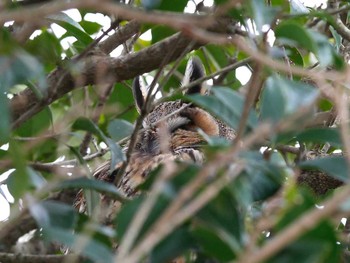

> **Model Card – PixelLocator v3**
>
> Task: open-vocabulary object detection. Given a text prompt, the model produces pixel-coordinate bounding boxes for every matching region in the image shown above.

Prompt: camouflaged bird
[75,57,235,217]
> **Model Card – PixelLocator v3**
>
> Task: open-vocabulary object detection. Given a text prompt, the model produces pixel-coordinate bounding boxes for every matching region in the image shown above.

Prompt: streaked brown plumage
[74,57,235,216]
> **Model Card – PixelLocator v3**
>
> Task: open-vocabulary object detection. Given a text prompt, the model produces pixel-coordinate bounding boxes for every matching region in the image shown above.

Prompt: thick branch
[0,214,37,251]
[0,252,82,263]
[99,20,140,54]
[10,33,202,128]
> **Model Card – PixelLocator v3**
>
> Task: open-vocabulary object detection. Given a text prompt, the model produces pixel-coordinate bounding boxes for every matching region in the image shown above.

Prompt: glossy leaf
[298,155,348,182]
[240,151,286,202]
[6,167,46,199]
[0,50,46,91]
[249,0,278,33]
[272,221,341,263]
[157,0,188,12]
[0,93,10,143]
[295,128,342,147]
[57,177,126,202]
[151,25,176,44]
[79,20,102,35]
[275,22,341,67]
[72,117,126,173]
[25,30,62,69]
[150,226,194,263]
[194,189,243,260]
[289,0,309,14]
[142,0,162,10]
[43,228,114,263]
[30,200,77,229]
[188,87,258,130]
[6,141,31,199]
[275,22,317,53]
[14,107,53,137]
[274,190,340,262]
[191,226,236,261]
[47,12,93,46]
[260,75,319,123]
[107,119,134,142]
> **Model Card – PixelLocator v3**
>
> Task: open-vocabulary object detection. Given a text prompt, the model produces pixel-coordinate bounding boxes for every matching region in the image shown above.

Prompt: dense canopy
[1,0,350,262]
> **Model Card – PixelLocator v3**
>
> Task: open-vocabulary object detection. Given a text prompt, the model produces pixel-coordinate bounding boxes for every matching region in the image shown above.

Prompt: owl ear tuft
[132,76,146,113]
[183,57,205,95]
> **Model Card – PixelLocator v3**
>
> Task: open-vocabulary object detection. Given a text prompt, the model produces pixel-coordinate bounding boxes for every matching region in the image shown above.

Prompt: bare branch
[0,0,213,29]
[0,252,83,263]
[10,32,202,128]
[236,185,350,263]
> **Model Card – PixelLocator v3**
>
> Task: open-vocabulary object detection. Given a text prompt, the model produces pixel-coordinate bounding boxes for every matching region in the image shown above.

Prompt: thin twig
[113,35,195,186]
[235,63,264,140]
[119,122,272,263]
[236,185,350,263]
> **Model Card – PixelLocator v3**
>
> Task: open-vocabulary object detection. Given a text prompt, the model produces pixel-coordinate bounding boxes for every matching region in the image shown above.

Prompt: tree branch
[0,252,82,263]
[10,32,202,128]
[237,185,350,263]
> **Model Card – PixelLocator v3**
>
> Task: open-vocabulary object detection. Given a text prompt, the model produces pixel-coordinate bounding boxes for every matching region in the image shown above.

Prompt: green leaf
[260,75,319,123]
[274,189,341,263]
[191,226,236,261]
[289,0,309,14]
[276,189,316,231]
[43,228,114,263]
[107,119,134,142]
[214,0,229,5]
[6,166,46,199]
[329,26,342,53]
[298,156,348,182]
[73,117,106,140]
[151,25,176,44]
[157,0,188,12]
[295,128,342,148]
[47,12,93,47]
[150,226,194,263]
[6,141,30,199]
[79,20,102,35]
[285,46,304,66]
[117,194,171,243]
[239,151,286,202]
[57,177,126,202]
[271,0,290,12]
[14,107,52,137]
[25,30,62,69]
[142,0,162,10]
[272,221,341,263]
[30,199,114,262]
[188,87,258,130]
[309,30,336,67]
[194,190,243,260]
[30,200,77,229]
[275,22,317,52]
[275,23,341,67]
[26,167,46,188]
[0,93,10,143]
[249,0,278,33]
[72,117,126,173]
[204,45,238,85]
[0,50,46,92]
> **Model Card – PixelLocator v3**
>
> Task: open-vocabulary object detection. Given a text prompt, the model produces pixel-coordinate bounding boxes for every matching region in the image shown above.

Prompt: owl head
[90,57,234,198]
[131,57,234,155]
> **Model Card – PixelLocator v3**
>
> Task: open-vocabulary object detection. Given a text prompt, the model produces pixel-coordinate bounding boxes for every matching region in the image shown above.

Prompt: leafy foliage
[1,0,350,263]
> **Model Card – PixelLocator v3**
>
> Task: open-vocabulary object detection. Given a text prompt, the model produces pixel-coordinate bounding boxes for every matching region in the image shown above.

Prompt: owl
[75,57,235,216]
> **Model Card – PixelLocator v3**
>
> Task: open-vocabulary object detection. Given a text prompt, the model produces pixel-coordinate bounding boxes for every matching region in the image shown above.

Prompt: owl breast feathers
[75,57,235,213]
